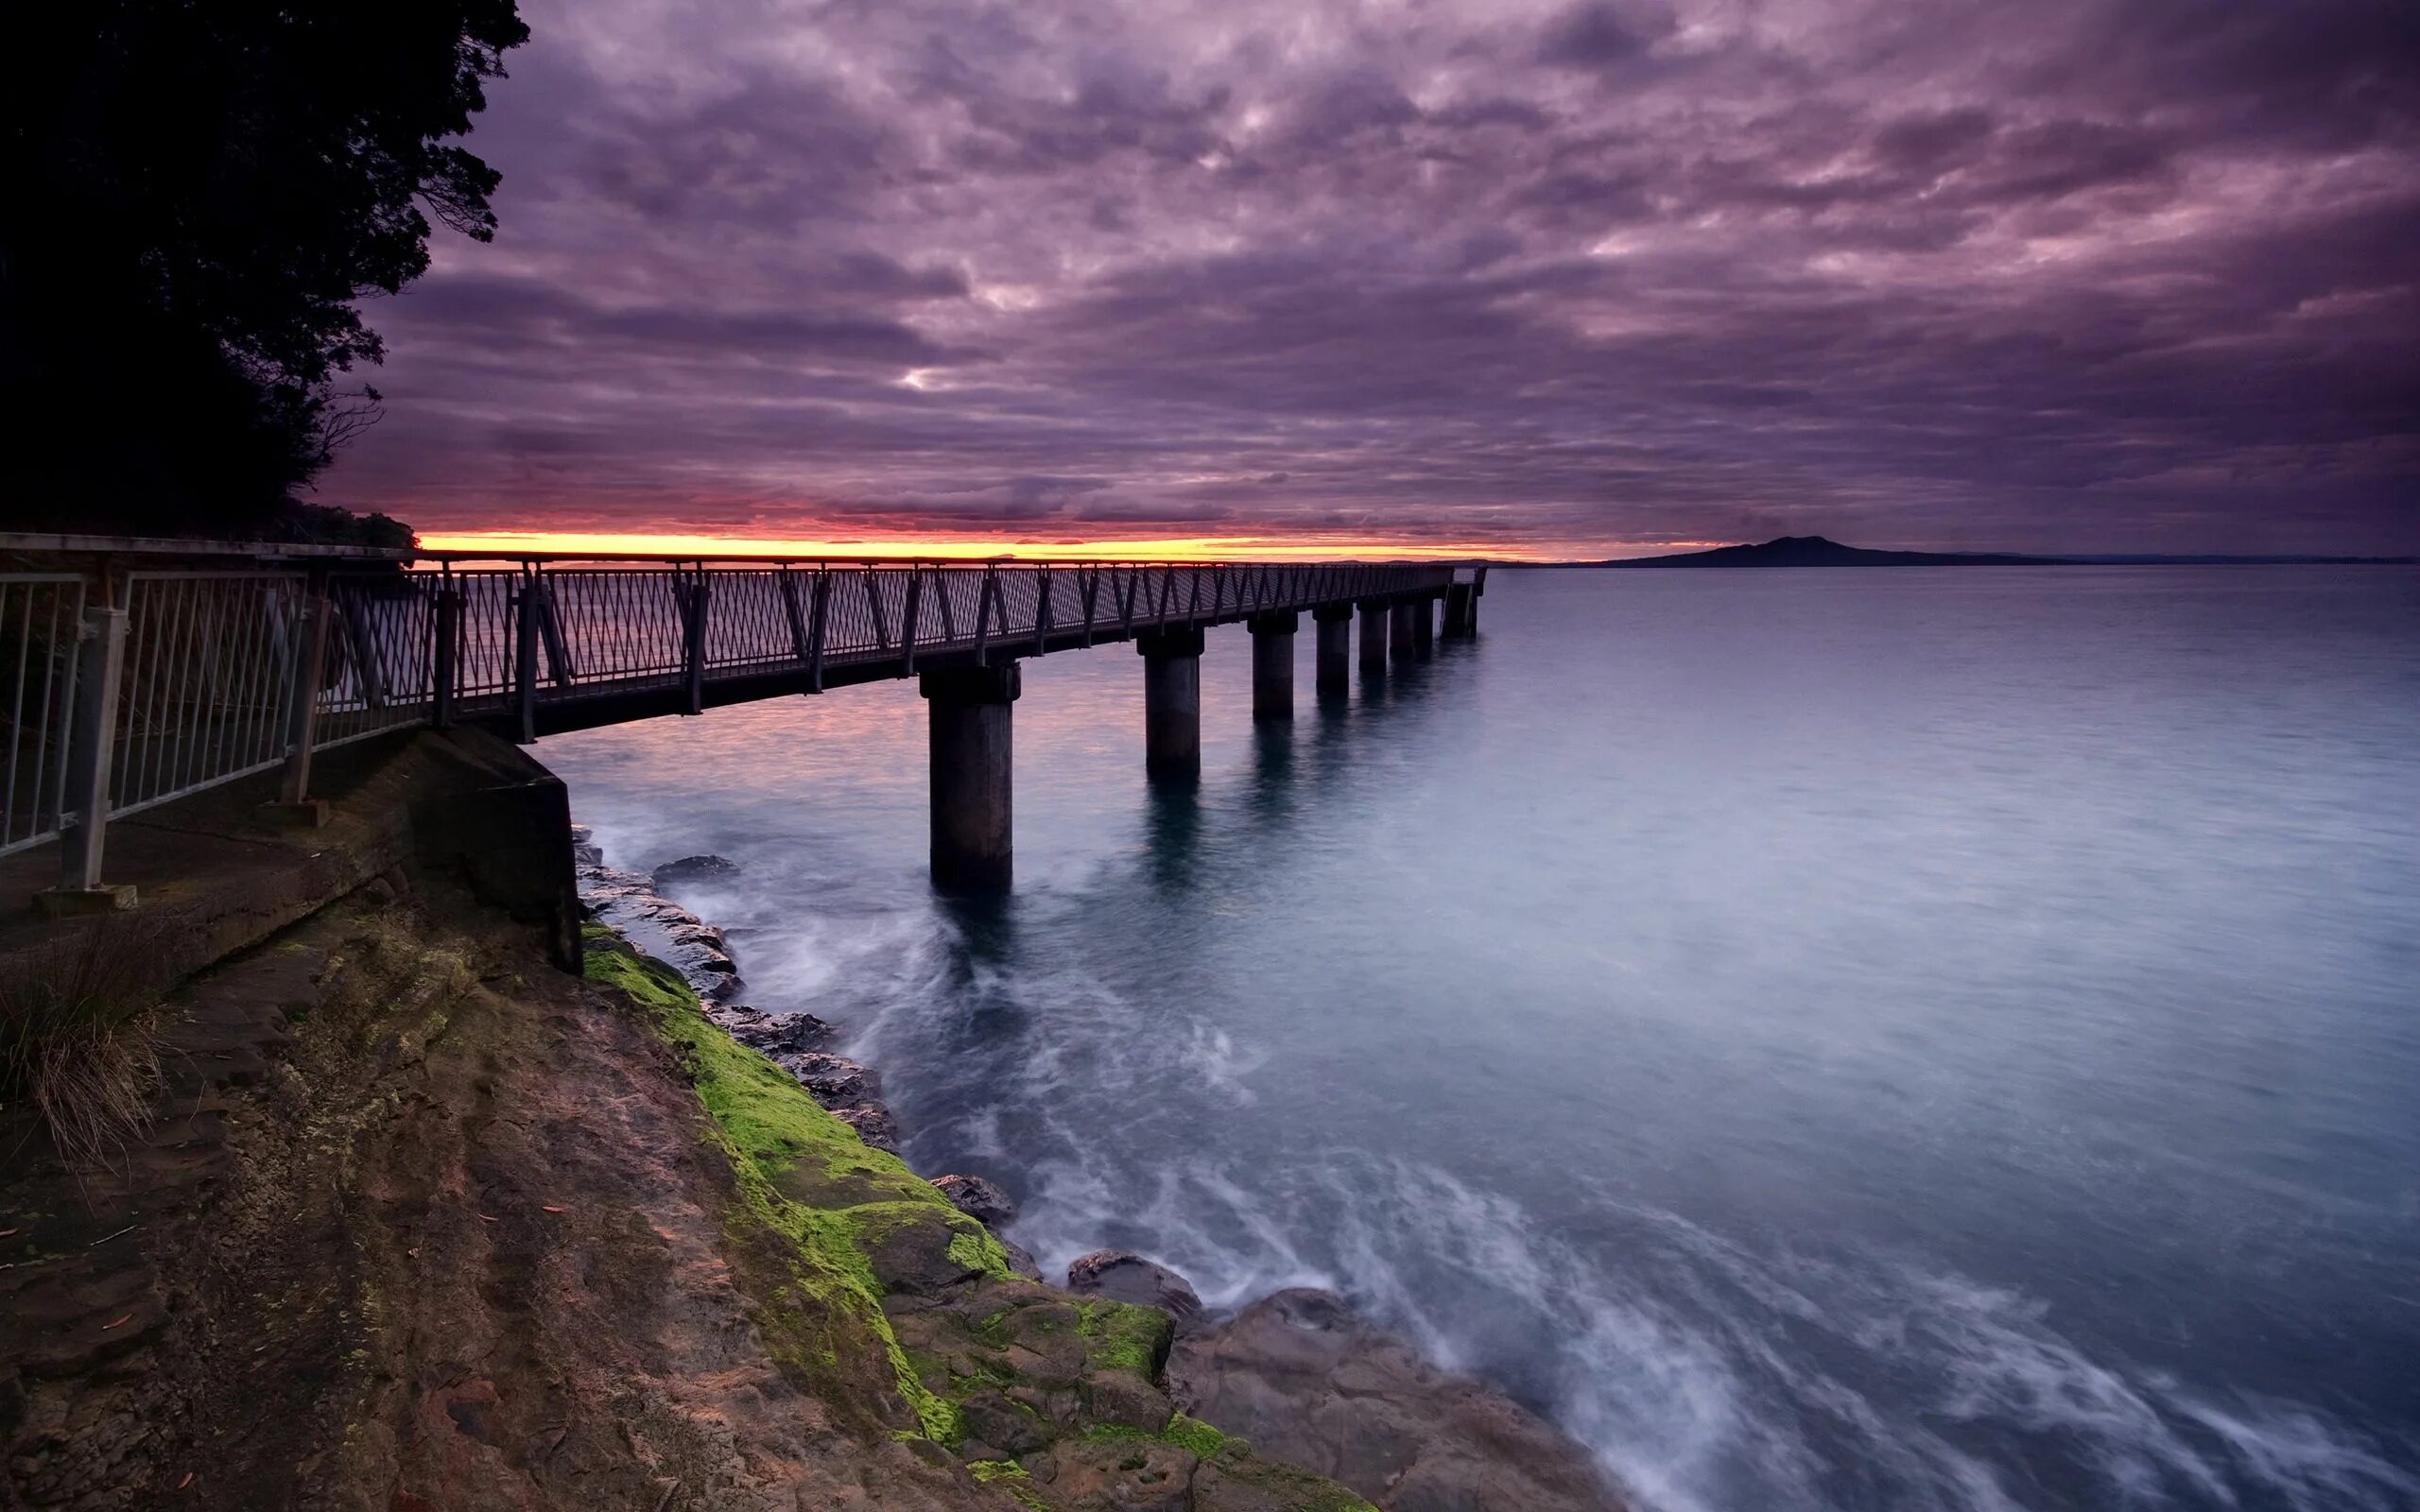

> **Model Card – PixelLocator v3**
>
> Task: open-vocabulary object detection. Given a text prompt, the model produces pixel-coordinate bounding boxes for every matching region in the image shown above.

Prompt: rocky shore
[573,827,1629,1512]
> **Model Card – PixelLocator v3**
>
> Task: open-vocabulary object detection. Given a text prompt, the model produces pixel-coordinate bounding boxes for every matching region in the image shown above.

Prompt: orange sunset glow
[415,529,1624,562]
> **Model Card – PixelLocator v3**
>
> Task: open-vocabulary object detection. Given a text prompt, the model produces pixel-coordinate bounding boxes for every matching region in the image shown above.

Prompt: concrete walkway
[0,729,579,988]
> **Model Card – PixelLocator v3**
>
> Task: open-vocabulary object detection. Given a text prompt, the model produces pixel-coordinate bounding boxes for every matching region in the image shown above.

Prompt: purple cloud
[324,0,2420,554]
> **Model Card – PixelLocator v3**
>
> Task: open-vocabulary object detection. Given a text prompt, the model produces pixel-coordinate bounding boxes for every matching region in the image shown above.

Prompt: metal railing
[438,560,1442,733]
[2,575,88,853]
[0,540,1467,892]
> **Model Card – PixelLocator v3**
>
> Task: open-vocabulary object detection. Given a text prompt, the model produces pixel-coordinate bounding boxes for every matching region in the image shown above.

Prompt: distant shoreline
[1509,535,2416,569]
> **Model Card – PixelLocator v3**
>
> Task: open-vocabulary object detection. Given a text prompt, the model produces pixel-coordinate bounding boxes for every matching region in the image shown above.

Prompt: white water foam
[576,816,2420,1512]
[858,936,2420,1512]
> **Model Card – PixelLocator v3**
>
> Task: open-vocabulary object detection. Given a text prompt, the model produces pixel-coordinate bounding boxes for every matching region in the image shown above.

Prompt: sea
[542,566,2420,1512]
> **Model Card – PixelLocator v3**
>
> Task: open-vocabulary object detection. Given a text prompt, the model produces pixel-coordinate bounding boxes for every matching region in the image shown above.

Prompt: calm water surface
[544,568,2420,1512]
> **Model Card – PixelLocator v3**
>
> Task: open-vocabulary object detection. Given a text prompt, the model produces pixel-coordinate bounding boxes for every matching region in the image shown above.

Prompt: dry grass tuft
[1,914,184,1168]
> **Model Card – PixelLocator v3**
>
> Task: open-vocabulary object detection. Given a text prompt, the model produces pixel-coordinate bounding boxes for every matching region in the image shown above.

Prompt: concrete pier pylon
[1389,601,1416,655]
[1137,625,1205,780]
[1442,582,1473,638]
[1358,601,1390,672]
[1249,611,1297,720]
[1411,595,1436,655]
[1313,604,1353,700]
[921,662,1019,892]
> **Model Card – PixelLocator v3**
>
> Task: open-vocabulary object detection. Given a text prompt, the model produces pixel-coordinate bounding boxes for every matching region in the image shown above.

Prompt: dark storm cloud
[328,0,2420,553]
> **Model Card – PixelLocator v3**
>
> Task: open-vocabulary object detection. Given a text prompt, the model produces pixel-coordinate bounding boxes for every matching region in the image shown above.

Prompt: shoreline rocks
[573,832,1037,1258]
[573,838,906,1143]
[1168,1288,1629,1512]
[573,823,1625,1510]
[1066,1249,1208,1332]
[705,1001,838,1056]
[927,1175,1042,1279]
[929,1173,1016,1228]
[579,859,743,998]
[651,852,742,891]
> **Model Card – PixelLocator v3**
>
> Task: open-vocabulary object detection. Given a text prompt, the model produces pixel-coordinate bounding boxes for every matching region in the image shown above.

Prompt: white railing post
[46,600,131,907]
[274,568,331,812]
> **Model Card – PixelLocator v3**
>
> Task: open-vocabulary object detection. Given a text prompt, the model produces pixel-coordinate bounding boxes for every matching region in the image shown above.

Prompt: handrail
[0,533,1495,570]
[4,543,1464,894]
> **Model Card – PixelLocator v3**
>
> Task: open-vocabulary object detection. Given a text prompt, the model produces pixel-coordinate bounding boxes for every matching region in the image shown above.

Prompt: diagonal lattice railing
[2,545,1466,878]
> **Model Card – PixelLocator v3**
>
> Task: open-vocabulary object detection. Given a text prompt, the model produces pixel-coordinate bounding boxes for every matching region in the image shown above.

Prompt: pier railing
[1,539,1465,891]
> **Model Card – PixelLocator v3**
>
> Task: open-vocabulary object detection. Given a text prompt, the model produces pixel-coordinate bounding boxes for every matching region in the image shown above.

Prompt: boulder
[1064,1250,1204,1329]
[651,854,741,890]
[928,1173,1016,1228]
[829,1105,900,1154]
[772,1051,880,1108]
[708,1004,838,1056]
[958,1390,1050,1455]
[1166,1289,1627,1512]
[998,1237,1044,1281]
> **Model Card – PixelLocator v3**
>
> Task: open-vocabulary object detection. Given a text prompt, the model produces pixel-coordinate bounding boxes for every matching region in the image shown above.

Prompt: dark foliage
[0,1,527,540]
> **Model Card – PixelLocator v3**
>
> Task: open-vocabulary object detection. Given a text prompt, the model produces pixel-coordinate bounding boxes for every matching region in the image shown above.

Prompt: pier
[2,537,1485,899]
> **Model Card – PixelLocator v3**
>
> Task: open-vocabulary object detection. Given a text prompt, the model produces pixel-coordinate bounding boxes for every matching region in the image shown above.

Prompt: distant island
[1581,535,2413,568]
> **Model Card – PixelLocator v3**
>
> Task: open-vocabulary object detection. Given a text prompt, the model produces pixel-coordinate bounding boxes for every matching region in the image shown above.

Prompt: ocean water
[542,567,2420,1512]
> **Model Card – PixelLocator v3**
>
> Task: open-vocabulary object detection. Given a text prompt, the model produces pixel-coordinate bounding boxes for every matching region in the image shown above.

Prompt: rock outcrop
[650,853,742,892]
[706,1001,838,1057]
[1067,1251,1208,1331]
[1167,1289,1628,1512]
[572,850,916,1161]
[930,1174,1017,1228]
[579,862,742,996]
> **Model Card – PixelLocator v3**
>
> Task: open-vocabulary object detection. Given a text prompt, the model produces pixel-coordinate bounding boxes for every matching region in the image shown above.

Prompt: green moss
[1162,1412,1227,1457]
[1074,1297,1171,1374]
[1078,1412,1230,1458]
[582,926,994,1443]
[948,1227,1014,1277]
[966,1458,1028,1483]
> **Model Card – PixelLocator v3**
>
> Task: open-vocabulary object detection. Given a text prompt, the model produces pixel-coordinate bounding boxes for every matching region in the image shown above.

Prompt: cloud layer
[324,0,2420,554]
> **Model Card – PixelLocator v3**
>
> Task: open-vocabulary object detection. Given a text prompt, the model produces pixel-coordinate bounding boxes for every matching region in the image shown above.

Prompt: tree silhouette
[1,2,528,540]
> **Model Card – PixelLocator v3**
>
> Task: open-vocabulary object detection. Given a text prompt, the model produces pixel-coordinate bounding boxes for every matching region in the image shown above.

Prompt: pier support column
[1389,601,1416,656]
[1443,582,1473,638]
[1313,604,1353,700]
[1411,595,1436,655]
[1249,611,1297,720]
[922,662,1019,893]
[1137,626,1205,781]
[1357,601,1390,672]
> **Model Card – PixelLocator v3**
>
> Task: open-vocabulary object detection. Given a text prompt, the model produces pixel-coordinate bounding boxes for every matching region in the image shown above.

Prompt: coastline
[573,824,1630,1512]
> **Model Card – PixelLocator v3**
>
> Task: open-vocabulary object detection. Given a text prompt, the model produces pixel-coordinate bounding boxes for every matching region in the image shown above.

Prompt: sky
[324,0,2420,559]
